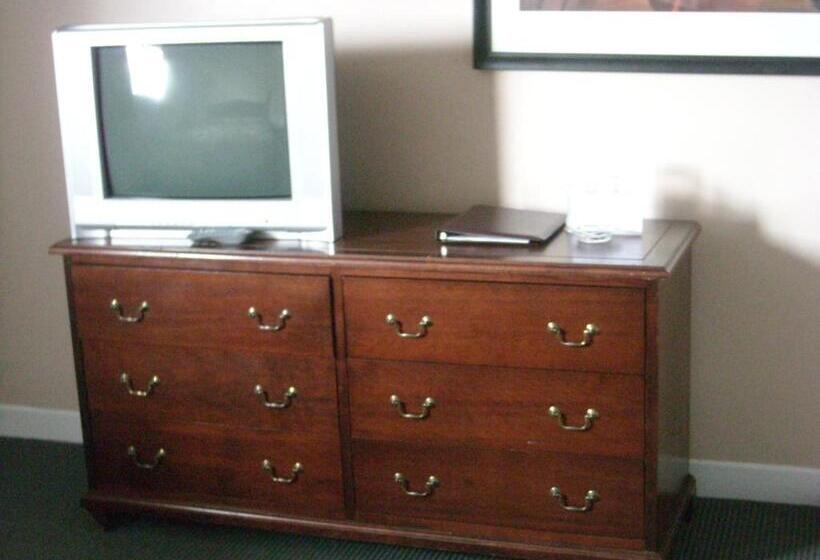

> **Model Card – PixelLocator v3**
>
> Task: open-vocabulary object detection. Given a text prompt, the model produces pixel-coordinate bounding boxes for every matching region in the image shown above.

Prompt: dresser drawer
[91,418,345,518]
[83,341,340,436]
[353,440,644,539]
[72,265,333,356]
[343,278,644,374]
[348,359,644,458]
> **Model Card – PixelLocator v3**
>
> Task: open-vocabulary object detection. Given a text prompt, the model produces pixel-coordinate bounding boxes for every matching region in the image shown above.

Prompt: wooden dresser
[52,212,699,560]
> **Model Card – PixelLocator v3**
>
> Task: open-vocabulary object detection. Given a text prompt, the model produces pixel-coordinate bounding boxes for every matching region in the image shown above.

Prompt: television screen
[93,42,291,199]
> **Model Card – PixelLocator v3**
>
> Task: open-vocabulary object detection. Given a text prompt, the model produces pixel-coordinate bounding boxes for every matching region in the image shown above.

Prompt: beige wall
[1,0,817,468]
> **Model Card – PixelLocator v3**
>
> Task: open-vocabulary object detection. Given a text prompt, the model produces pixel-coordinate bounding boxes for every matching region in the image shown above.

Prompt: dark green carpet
[1,438,816,559]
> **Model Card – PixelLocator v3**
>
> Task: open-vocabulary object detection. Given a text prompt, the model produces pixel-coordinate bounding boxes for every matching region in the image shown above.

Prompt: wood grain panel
[348,359,644,458]
[83,341,339,436]
[654,249,693,553]
[91,418,345,518]
[352,440,644,539]
[72,265,333,356]
[344,277,645,374]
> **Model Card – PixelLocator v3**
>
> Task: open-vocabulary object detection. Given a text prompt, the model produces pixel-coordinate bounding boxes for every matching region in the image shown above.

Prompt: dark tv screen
[93,42,291,199]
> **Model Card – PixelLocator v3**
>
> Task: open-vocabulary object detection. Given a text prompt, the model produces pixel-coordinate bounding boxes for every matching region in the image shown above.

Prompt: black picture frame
[473,0,820,75]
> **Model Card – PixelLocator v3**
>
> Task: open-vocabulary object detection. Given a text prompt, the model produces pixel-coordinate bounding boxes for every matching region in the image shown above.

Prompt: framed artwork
[474,0,820,74]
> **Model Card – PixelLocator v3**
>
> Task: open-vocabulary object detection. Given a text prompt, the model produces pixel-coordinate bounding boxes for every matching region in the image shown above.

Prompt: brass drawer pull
[548,406,599,431]
[255,385,297,409]
[547,322,599,348]
[110,299,149,323]
[394,472,439,497]
[550,487,600,513]
[262,459,303,484]
[248,307,290,332]
[120,373,160,398]
[390,395,435,420]
[127,445,165,469]
[386,314,433,339]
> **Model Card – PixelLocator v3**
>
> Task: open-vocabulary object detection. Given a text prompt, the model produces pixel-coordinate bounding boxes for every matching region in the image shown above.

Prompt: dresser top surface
[51,211,699,278]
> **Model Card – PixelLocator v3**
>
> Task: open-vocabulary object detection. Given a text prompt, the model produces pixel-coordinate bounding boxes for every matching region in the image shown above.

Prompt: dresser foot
[90,511,130,530]
[681,474,696,525]
[84,501,132,530]
[682,498,694,524]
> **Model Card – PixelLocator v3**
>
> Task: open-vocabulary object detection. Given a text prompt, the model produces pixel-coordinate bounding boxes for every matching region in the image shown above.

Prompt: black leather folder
[437,205,565,245]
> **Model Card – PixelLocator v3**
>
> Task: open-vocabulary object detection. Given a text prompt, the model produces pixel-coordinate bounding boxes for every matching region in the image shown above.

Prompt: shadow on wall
[658,168,819,468]
[334,46,500,213]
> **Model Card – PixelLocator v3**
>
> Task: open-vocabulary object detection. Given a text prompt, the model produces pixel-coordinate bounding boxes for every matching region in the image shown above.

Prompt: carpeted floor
[1,437,816,559]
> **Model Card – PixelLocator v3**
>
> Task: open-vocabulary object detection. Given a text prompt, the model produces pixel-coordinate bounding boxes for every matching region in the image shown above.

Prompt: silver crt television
[52,19,342,243]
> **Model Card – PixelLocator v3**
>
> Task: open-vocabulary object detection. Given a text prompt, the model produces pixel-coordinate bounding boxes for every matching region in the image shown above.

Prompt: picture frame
[474,0,820,74]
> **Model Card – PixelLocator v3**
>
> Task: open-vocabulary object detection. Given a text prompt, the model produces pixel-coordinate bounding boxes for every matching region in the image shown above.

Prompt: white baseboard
[690,459,819,506]
[0,404,82,444]
[1,405,817,506]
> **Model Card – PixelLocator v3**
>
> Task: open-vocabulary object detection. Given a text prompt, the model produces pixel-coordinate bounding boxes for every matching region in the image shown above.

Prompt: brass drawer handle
[548,406,599,431]
[120,373,160,398]
[390,395,435,420]
[394,472,440,497]
[385,314,432,339]
[547,322,599,348]
[550,486,600,513]
[248,307,290,332]
[110,299,149,323]
[127,445,165,469]
[262,459,303,484]
[254,385,297,409]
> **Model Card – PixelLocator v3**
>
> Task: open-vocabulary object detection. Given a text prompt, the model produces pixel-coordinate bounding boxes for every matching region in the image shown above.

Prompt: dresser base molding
[81,476,694,560]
